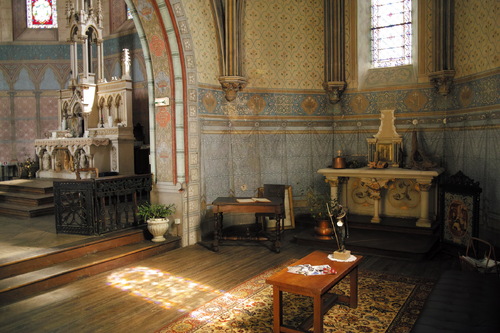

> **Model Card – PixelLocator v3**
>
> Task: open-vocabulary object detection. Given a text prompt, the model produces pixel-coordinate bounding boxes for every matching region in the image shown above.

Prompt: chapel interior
[0,0,499,332]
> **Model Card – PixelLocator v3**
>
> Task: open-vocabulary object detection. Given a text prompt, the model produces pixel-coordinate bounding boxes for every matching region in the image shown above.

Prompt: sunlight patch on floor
[106,266,225,312]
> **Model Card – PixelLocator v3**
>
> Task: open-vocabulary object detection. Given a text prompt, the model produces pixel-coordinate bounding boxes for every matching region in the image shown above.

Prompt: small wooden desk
[212,197,284,253]
[266,251,363,333]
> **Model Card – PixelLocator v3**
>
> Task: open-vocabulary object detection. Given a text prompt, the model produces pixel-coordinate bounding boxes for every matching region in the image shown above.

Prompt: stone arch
[127,0,201,246]
[106,95,114,120]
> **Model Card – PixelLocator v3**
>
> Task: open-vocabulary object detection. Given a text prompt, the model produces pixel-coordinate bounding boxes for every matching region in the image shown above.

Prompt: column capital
[219,76,247,102]
[429,70,455,96]
[323,81,346,104]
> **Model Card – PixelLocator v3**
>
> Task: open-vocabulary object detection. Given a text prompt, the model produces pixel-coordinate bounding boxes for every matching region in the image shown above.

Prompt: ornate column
[96,39,105,82]
[82,36,89,80]
[216,0,247,101]
[323,0,346,103]
[429,0,455,95]
[361,178,390,223]
[416,180,433,227]
[325,176,340,203]
[69,40,78,87]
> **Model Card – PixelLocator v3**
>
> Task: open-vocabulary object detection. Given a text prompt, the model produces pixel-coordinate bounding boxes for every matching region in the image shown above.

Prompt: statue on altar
[79,151,89,169]
[42,151,51,171]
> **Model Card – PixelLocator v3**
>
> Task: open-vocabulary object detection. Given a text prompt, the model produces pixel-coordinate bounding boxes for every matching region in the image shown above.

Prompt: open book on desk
[236,197,271,203]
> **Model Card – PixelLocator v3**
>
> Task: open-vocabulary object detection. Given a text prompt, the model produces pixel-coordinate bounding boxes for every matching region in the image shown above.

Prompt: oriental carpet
[156,260,434,333]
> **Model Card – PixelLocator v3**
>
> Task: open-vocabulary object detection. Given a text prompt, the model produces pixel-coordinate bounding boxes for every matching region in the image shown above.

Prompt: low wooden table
[265,250,363,332]
[211,197,284,252]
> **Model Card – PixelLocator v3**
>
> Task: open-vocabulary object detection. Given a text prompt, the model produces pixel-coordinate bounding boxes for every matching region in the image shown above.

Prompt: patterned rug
[156,261,434,333]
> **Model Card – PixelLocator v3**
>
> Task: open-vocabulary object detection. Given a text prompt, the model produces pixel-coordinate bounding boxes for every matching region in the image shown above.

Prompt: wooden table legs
[336,266,359,308]
[271,266,359,333]
[273,288,283,332]
[211,212,282,253]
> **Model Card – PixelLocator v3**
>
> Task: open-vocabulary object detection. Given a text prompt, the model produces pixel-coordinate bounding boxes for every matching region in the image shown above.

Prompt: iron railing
[54,174,152,235]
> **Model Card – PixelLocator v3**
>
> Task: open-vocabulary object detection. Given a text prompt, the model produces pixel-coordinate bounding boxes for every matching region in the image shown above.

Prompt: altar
[33,6,135,180]
[318,109,443,228]
[318,167,443,228]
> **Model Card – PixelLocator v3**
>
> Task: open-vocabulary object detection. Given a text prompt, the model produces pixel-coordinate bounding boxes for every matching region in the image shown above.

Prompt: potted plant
[306,191,344,240]
[137,202,176,242]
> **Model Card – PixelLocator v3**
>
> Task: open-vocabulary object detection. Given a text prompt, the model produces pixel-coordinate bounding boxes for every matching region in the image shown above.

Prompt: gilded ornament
[350,95,369,114]
[301,96,318,115]
[202,92,217,113]
[247,95,266,114]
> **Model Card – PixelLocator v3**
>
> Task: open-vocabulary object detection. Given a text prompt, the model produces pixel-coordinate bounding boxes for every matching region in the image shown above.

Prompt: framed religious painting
[441,171,481,247]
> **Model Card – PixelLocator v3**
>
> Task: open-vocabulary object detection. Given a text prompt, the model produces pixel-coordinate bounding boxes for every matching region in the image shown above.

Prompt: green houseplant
[306,191,343,221]
[306,191,344,239]
[137,202,176,242]
[138,202,176,221]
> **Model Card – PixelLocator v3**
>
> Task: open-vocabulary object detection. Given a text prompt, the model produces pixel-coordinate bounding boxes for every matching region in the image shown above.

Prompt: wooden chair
[459,237,500,278]
[255,184,286,231]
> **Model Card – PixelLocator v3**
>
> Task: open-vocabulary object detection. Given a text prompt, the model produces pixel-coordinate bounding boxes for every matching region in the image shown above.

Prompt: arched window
[26,0,58,29]
[371,0,412,68]
[357,0,418,88]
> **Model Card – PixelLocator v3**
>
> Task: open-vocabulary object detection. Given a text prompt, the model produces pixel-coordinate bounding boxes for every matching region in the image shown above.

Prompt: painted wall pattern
[131,0,175,183]
[0,0,499,245]
[193,0,500,242]
[454,0,499,78]
[243,0,324,90]
[181,0,219,86]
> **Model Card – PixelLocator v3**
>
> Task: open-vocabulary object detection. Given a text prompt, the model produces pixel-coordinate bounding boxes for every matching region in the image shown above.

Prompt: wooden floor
[0,214,91,261]
[0,214,461,333]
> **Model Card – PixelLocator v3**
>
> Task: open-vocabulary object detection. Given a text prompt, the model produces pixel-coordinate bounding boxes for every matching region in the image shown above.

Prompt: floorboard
[0,227,460,333]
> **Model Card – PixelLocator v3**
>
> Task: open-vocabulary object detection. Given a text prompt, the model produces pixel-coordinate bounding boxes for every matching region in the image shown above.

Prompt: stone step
[0,179,55,195]
[347,214,439,236]
[0,229,181,306]
[0,229,147,279]
[0,191,54,206]
[0,179,56,218]
[0,202,54,218]
[294,228,440,261]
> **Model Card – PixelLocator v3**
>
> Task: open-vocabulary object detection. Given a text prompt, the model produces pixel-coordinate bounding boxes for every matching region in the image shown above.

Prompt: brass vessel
[333,150,346,169]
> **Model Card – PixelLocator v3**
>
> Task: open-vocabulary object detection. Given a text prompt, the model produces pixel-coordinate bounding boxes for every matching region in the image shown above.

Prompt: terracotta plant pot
[314,219,333,240]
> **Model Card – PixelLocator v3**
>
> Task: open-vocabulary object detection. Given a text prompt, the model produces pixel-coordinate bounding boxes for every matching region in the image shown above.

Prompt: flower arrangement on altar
[17,158,38,179]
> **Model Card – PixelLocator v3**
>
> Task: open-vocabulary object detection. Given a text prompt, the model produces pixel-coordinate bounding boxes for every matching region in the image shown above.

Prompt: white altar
[318,167,444,228]
[319,109,443,228]
[34,2,135,179]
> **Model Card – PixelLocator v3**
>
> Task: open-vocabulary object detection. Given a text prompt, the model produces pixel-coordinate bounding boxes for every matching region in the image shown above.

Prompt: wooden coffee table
[265,250,363,333]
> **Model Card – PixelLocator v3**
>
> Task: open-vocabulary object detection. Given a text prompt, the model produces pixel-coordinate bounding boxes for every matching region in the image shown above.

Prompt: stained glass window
[371,0,411,68]
[127,6,133,20]
[27,0,58,29]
